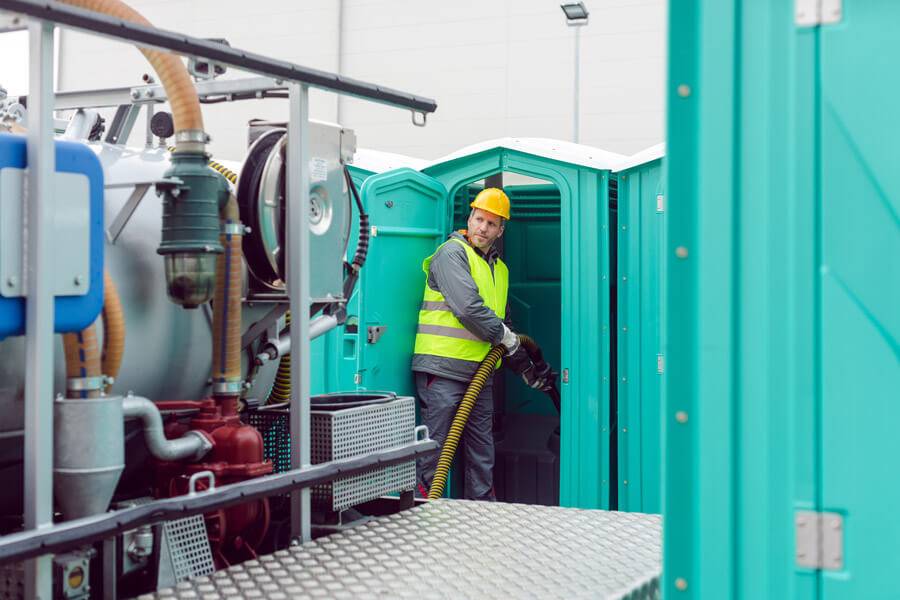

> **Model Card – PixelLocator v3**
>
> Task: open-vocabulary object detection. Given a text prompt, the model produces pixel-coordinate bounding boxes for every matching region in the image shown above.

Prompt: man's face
[467,208,505,251]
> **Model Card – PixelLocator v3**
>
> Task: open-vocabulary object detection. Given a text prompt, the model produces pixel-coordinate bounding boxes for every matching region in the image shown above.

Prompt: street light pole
[560,2,589,144]
[574,24,580,143]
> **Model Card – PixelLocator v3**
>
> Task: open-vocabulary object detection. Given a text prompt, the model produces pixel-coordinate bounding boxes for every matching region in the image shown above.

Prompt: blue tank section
[0,133,104,338]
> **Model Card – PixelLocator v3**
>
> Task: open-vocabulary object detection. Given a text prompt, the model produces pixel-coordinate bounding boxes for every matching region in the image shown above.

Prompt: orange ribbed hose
[62,325,102,399]
[211,195,242,392]
[101,269,125,385]
[59,0,203,136]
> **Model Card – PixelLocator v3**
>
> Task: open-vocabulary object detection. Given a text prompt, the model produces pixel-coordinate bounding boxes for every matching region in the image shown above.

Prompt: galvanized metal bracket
[367,325,387,344]
[105,180,158,244]
[795,511,844,571]
[795,0,842,26]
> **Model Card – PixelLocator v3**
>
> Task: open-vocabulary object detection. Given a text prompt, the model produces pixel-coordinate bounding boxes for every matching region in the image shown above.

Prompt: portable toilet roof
[614,142,665,172]
[424,137,626,173]
[351,147,428,175]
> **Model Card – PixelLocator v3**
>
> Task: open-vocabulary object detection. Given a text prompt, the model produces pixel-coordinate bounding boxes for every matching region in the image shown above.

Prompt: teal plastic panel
[616,160,664,514]
[666,0,818,598]
[819,2,900,597]
[354,168,449,397]
[424,148,611,509]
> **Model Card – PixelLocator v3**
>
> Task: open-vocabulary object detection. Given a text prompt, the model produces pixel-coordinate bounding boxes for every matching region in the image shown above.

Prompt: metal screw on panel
[621,225,627,230]
[621,377,627,382]
[624,480,629,485]
[622,428,627,433]
[385,200,394,208]
[675,578,688,591]
[146,89,155,98]
[73,275,83,286]
[677,84,691,98]
[6,276,16,287]
[675,246,689,259]
[675,411,689,424]
[131,89,140,99]
[622,276,627,281]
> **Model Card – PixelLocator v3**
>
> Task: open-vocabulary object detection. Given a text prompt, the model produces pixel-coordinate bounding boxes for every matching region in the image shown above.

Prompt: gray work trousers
[414,371,495,501]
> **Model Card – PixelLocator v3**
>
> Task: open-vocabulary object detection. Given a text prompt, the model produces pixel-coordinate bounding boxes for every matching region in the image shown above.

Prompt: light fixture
[560,2,589,25]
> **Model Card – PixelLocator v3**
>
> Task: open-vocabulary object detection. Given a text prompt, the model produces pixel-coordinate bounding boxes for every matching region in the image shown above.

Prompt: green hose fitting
[156,152,231,308]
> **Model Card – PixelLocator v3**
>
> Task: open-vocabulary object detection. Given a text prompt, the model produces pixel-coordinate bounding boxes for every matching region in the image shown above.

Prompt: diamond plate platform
[146,500,661,600]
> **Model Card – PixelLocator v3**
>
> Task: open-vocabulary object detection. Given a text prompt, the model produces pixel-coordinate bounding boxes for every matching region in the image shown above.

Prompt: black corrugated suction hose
[426,335,561,500]
[427,344,506,500]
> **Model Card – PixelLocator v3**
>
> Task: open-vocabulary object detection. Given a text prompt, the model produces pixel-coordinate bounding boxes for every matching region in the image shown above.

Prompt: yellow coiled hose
[427,344,506,500]
[267,311,292,404]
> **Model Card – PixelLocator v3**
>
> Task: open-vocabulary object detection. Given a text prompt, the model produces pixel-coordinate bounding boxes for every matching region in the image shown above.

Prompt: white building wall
[53,0,666,161]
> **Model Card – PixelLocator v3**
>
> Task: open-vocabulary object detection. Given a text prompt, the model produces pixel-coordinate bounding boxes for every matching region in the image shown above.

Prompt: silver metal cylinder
[122,394,212,462]
[54,395,125,520]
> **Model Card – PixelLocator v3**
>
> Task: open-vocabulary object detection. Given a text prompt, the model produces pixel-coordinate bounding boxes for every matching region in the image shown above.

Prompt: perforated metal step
[147,500,660,599]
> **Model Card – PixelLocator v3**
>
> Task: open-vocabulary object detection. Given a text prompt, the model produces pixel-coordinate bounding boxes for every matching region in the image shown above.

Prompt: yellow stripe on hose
[267,311,292,404]
[427,344,506,500]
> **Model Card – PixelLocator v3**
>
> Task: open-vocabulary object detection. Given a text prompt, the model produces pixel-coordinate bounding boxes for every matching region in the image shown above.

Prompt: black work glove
[506,346,550,391]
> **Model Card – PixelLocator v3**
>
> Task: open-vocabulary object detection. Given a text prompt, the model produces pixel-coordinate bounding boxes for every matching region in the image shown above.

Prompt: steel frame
[3,0,437,593]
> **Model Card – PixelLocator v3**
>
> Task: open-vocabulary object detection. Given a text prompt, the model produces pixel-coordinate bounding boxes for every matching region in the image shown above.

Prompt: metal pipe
[23,19,56,599]
[0,437,438,564]
[122,395,212,462]
[1,0,438,115]
[255,314,340,365]
[287,82,312,543]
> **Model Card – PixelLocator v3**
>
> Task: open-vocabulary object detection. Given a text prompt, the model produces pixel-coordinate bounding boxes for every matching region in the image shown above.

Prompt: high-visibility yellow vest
[413,237,509,363]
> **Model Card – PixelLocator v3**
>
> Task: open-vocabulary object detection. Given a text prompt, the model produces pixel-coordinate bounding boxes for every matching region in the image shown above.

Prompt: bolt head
[131,90,141,99]
[675,246,689,259]
[675,578,688,591]
[677,84,691,98]
[675,411,689,424]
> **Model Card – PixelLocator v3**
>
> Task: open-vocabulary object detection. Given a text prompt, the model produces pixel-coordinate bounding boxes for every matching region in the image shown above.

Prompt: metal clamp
[212,380,243,395]
[188,471,216,495]
[221,222,246,236]
[414,425,430,442]
[66,376,105,392]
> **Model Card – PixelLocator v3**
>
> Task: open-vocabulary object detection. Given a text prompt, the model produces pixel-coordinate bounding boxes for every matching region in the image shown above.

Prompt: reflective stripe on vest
[413,237,508,363]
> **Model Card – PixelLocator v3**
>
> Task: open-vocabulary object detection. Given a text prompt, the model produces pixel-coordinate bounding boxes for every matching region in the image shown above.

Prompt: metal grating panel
[312,396,416,512]
[163,515,215,583]
[148,499,661,599]
[247,397,417,512]
[0,561,24,600]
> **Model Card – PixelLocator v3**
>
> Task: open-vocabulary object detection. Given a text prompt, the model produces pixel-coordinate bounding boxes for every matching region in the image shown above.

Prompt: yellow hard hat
[470,187,511,220]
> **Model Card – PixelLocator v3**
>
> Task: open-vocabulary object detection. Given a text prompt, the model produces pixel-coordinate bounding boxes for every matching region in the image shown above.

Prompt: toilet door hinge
[795,511,844,571]
[795,0,842,26]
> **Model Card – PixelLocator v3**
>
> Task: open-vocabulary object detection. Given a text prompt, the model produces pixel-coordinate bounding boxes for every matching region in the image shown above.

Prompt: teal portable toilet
[666,1,900,597]
[613,144,666,514]
[354,138,626,509]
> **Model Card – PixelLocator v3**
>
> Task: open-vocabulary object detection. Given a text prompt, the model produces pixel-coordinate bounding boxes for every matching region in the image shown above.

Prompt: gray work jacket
[411,231,512,382]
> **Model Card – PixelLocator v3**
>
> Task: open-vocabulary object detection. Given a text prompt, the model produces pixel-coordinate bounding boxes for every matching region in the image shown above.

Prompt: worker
[412,187,553,500]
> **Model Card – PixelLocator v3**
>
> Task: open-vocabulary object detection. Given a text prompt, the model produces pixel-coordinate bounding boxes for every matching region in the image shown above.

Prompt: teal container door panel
[357,169,448,397]
[617,162,664,514]
[559,169,611,509]
[820,2,900,596]
[666,1,820,598]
